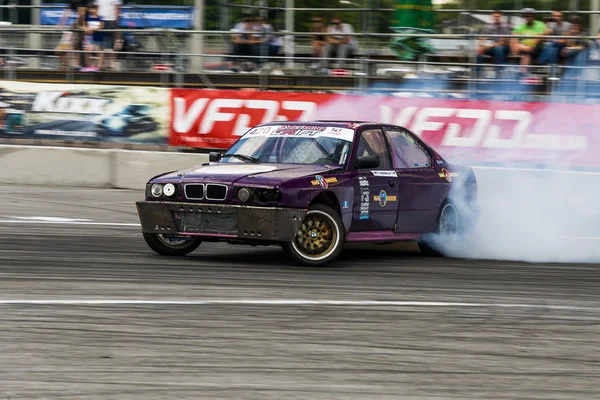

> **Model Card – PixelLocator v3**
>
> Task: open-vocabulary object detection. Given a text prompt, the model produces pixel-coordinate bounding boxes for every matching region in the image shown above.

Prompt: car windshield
[121,105,145,114]
[220,125,355,165]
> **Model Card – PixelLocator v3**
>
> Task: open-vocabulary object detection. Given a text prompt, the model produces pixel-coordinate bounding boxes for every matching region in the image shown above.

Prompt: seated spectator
[230,16,257,70]
[538,10,571,65]
[511,8,548,73]
[326,16,356,69]
[252,16,281,65]
[310,17,327,69]
[560,17,588,77]
[475,10,511,76]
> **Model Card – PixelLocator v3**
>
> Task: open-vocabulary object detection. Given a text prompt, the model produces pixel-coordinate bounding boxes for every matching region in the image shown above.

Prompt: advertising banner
[170,89,336,149]
[0,81,169,144]
[170,89,600,168]
[41,4,194,29]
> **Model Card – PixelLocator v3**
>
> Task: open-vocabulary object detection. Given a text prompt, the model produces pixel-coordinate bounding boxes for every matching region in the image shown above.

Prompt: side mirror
[354,155,380,170]
[209,152,222,162]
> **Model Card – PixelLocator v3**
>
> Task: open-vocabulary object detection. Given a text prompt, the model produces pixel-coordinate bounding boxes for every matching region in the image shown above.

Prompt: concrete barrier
[0,145,209,190]
[0,145,112,187]
[0,144,598,195]
[111,150,208,190]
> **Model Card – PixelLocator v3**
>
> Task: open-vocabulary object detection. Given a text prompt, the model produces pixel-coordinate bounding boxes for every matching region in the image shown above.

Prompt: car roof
[257,120,378,129]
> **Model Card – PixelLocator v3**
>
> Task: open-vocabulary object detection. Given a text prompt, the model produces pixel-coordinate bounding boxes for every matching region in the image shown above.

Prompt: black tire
[143,233,202,256]
[282,203,344,267]
[418,201,460,257]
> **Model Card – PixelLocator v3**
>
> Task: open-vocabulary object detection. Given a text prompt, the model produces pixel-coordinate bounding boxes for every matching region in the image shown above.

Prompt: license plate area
[174,212,238,234]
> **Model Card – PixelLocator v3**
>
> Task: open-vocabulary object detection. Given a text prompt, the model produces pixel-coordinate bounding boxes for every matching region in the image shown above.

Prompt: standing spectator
[57,0,87,69]
[81,3,104,72]
[310,17,327,69]
[96,0,122,70]
[475,10,512,76]
[326,16,356,69]
[511,8,549,74]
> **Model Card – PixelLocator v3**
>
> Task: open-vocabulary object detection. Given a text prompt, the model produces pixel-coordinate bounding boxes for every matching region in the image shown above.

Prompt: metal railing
[0,24,599,102]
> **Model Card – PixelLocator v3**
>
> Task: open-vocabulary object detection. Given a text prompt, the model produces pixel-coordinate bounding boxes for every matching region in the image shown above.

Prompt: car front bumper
[136,201,307,242]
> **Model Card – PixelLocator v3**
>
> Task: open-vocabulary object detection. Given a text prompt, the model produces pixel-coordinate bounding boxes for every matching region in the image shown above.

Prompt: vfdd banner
[0,81,169,144]
[170,89,337,149]
[170,89,600,168]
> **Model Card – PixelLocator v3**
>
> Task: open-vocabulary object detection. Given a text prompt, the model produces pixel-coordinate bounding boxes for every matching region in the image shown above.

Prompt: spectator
[310,17,327,69]
[250,16,272,66]
[231,16,263,71]
[96,0,122,71]
[560,17,588,77]
[326,16,356,69]
[230,16,257,70]
[81,3,104,72]
[476,10,511,76]
[57,0,87,69]
[538,10,571,65]
[55,31,74,70]
[511,8,548,73]
[256,17,282,63]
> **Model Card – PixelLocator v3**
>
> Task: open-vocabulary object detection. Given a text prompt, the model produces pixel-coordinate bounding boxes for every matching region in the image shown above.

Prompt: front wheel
[283,203,344,267]
[143,233,202,256]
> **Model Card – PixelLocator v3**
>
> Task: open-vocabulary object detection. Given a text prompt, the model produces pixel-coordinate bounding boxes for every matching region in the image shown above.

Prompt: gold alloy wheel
[293,211,338,260]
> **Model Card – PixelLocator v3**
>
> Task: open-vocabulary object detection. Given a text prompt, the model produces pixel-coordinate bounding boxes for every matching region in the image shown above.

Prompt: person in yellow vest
[511,8,549,74]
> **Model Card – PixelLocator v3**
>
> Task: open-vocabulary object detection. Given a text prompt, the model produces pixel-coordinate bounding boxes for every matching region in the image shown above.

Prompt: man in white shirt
[96,0,122,69]
[326,16,357,69]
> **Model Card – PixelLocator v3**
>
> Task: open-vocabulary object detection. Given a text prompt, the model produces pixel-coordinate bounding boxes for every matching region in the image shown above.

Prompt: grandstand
[0,1,600,102]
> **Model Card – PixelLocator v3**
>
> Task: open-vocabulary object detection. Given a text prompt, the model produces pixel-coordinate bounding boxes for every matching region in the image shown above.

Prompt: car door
[351,128,400,232]
[383,126,451,233]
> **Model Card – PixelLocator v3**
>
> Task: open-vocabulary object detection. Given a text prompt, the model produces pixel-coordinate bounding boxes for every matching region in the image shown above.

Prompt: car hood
[159,163,342,186]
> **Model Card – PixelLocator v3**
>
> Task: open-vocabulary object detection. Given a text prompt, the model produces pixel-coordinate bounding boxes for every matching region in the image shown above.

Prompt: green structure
[389,0,436,61]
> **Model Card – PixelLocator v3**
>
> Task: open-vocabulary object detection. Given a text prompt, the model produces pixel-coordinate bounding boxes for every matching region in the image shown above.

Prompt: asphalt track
[1,185,600,399]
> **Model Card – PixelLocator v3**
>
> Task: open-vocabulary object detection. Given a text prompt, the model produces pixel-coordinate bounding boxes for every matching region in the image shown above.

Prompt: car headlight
[108,118,127,130]
[163,183,176,197]
[255,188,273,203]
[150,183,163,197]
[237,187,252,202]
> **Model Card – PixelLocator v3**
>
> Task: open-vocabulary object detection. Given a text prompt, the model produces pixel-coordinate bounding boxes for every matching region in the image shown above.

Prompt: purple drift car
[136,121,480,266]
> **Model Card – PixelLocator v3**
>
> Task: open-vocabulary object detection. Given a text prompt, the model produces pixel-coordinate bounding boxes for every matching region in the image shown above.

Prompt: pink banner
[170,90,600,168]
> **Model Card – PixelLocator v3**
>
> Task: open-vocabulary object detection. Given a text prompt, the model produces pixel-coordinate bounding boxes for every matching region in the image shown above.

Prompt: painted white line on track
[0,220,140,227]
[7,216,93,222]
[1,218,600,240]
[0,299,596,311]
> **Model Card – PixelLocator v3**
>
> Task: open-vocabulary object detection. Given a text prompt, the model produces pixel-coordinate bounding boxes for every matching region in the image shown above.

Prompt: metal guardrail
[3,4,600,13]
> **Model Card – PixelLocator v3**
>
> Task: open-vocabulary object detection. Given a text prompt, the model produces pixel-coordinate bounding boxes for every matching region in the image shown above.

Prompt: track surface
[1,185,599,399]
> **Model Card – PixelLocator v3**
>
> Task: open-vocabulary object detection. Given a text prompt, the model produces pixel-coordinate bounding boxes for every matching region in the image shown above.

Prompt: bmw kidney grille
[184,184,204,200]
[205,184,227,200]
[184,184,227,201]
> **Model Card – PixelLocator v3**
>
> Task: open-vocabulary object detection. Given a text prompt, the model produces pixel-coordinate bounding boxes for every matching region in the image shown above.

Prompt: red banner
[170,89,600,168]
[170,89,335,149]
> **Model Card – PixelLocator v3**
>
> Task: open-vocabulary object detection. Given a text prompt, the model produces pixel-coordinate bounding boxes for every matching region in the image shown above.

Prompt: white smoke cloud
[432,166,600,263]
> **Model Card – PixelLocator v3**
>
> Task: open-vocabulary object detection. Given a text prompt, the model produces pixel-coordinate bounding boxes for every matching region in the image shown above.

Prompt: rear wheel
[418,201,460,257]
[283,203,344,267]
[143,233,202,256]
